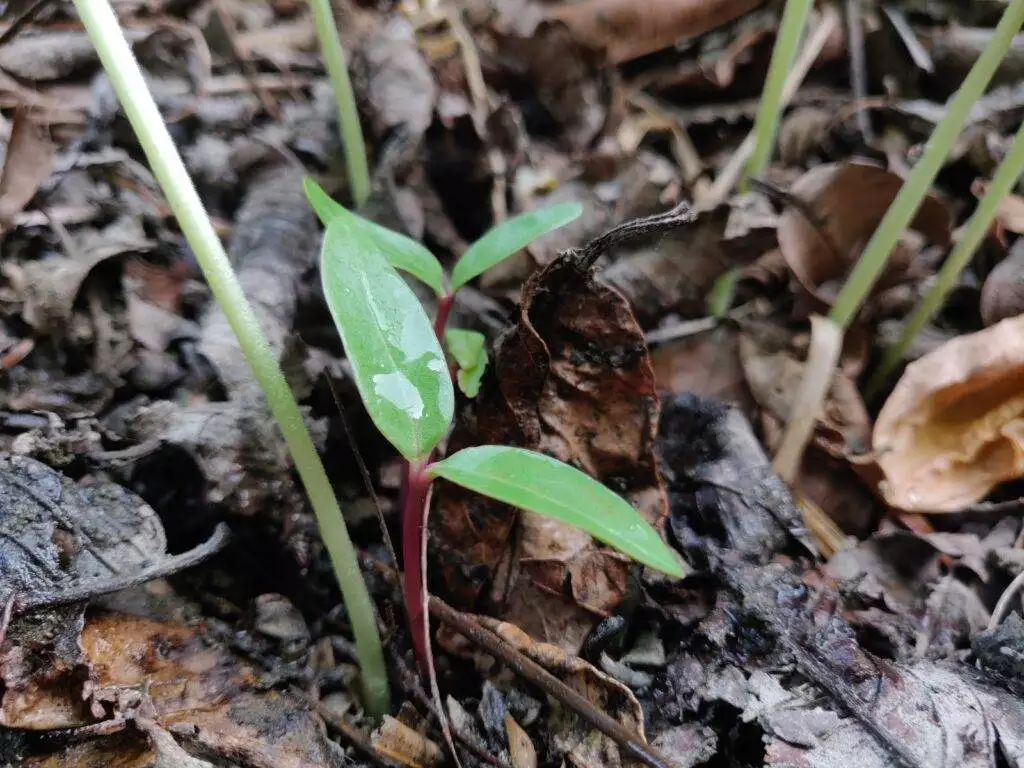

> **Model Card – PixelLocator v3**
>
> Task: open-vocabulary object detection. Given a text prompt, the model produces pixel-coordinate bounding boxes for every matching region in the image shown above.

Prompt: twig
[704,5,840,208]
[289,687,399,768]
[988,570,1024,631]
[18,523,230,611]
[575,202,696,267]
[428,596,675,768]
[844,0,874,144]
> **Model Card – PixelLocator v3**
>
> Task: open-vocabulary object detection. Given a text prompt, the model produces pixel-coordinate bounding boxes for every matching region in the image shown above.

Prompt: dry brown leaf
[432,251,668,654]
[651,323,757,418]
[505,714,538,768]
[548,0,768,64]
[372,716,444,767]
[777,162,952,309]
[974,178,1024,234]
[476,618,647,768]
[0,108,55,226]
[874,315,1024,512]
[981,239,1024,326]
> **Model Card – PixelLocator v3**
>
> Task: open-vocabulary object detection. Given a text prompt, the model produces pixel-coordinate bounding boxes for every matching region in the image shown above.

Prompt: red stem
[401,291,454,675]
[402,458,433,674]
[433,292,454,342]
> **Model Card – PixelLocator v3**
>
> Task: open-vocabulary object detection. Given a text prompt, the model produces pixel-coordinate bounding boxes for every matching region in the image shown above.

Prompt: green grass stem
[744,0,814,184]
[828,0,1024,330]
[867,117,1024,396]
[309,0,371,206]
[74,0,389,715]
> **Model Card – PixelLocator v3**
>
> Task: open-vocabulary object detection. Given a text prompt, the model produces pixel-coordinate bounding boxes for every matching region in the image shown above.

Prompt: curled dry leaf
[548,0,769,64]
[432,250,668,654]
[981,239,1024,326]
[372,716,444,767]
[777,162,952,308]
[874,314,1024,512]
[0,108,55,226]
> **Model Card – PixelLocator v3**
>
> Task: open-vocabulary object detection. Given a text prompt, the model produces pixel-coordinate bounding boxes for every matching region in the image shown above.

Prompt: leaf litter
[4,0,1024,765]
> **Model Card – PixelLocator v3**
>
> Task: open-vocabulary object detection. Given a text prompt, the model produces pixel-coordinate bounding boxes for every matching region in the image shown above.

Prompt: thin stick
[19,524,230,610]
[73,0,388,715]
[429,596,674,768]
[705,5,839,207]
[988,570,1024,631]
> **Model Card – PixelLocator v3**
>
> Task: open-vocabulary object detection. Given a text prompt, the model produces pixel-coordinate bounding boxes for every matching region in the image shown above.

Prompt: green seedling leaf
[449,202,583,291]
[304,178,446,297]
[429,445,686,578]
[444,328,487,398]
[320,216,454,460]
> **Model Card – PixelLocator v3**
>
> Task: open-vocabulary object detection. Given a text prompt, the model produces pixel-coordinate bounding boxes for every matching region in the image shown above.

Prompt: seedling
[306,180,687,672]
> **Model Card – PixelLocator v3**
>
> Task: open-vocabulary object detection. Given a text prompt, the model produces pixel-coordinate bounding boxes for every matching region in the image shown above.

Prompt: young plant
[307,181,687,672]
[74,0,389,714]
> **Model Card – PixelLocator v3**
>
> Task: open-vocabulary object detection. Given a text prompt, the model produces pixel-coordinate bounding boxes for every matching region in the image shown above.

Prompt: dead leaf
[372,716,444,767]
[0,108,55,226]
[548,0,769,64]
[973,178,1024,234]
[651,323,757,418]
[874,314,1024,512]
[505,714,537,768]
[433,249,669,654]
[603,204,775,326]
[764,661,1024,767]
[0,456,167,730]
[476,617,648,768]
[776,162,952,309]
[981,238,1024,326]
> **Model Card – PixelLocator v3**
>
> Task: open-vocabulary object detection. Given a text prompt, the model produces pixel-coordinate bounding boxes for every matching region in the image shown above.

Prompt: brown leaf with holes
[777,162,952,309]
[0,108,55,226]
[548,0,769,64]
[874,314,1024,512]
[432,253,668,654]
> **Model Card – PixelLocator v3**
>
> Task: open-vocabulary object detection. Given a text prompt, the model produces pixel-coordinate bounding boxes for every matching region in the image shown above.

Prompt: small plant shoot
[308,179,682,682]
[449,202,583,291]
[444,328,488,397]
[431,446,686,577]
[319,215,454,461]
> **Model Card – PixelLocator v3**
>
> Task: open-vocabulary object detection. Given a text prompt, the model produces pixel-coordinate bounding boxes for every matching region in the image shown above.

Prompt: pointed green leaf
[444,328,488,398]
[320,216,454,460]
[429,446,686,578]
[304,178,446,297]
[450,202,583,291]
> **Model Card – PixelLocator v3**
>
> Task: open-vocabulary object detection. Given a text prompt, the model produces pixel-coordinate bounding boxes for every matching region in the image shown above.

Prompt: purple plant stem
[402,458,433,673]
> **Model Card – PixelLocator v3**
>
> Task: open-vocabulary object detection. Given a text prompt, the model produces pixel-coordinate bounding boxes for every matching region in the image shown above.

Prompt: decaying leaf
[0,456,167,729]
[475,617,648,768]
[432,247,669,654]
[776,162,952,309]
[372,715,444,767]
[981,238,1024,326]
[549,0,769,64]
[0,108,55,226]
[874,314,1024,512]
[973,178,1024,234]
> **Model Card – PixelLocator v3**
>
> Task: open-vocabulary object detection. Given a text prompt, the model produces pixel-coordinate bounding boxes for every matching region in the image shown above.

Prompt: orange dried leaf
[874,315,1024,512]
[548,0,768,64]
